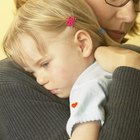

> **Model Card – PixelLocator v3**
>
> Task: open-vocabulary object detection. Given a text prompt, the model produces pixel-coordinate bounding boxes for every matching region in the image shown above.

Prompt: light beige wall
[0,1,140,60]
[0,0,16,60]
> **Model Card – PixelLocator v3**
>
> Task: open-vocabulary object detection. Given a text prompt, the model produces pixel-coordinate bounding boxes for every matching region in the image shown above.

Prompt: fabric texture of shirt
[67,62,112,136]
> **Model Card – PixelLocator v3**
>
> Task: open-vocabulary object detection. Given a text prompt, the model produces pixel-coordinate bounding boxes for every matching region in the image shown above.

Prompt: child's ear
[74,30,93,57]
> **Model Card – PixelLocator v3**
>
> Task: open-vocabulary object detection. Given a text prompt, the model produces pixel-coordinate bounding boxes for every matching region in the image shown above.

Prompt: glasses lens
[105,0,130,7]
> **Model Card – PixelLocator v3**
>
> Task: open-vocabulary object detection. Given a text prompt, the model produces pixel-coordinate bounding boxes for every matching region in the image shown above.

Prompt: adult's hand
[95,46,140,72]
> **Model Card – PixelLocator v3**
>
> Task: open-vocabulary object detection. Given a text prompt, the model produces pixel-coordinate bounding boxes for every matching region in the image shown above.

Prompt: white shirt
[66,62,112,137]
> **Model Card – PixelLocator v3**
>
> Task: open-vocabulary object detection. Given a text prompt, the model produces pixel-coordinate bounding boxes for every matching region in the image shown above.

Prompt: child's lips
[50,89,58,94]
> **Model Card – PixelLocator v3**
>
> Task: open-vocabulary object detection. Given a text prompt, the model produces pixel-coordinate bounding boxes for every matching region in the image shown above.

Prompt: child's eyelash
[41,62,49,67]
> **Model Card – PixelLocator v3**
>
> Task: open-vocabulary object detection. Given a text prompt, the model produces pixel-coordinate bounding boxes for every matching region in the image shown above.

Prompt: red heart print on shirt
[71,102,78,108]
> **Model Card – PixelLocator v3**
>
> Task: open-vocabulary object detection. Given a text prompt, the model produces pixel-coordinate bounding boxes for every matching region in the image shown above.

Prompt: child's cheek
[51,67,67,80]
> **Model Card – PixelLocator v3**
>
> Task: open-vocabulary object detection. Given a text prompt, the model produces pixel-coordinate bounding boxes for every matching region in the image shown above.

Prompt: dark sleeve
[99,66,140,140]
[122,44,140,53]
[0,58,70,140]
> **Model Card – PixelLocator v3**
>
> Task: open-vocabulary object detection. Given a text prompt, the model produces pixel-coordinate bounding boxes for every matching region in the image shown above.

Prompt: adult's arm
[0,58,70,140]
[96,45,140,140]
[99,66,140,140]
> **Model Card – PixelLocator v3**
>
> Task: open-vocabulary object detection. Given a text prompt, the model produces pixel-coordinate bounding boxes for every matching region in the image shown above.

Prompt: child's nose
[36,75,48,86]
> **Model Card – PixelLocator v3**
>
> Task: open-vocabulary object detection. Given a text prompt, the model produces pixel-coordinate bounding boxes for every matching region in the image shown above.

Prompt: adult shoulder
[0,58,70,140]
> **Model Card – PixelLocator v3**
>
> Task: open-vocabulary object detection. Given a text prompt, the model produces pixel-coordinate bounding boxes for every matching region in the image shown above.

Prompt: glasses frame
[105,0,140,12]
[105,0,131,7]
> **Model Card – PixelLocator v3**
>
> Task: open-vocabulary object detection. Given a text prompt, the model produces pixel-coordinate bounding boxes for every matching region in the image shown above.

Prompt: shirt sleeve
[66,78,108,137]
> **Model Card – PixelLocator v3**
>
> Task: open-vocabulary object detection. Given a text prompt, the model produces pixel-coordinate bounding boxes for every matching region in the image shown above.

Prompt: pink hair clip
[66,16,76,27]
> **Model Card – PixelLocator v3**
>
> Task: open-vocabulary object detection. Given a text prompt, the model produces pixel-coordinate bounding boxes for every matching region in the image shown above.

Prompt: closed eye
[41,62,49,68]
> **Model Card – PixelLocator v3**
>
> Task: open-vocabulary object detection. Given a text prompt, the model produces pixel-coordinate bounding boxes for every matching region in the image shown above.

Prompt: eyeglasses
[105,0,140,12]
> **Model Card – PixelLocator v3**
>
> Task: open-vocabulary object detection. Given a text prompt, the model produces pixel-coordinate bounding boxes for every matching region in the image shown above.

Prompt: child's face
[19,30,91,98]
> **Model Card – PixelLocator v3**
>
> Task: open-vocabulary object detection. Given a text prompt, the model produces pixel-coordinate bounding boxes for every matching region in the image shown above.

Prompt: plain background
[0,0,140,60]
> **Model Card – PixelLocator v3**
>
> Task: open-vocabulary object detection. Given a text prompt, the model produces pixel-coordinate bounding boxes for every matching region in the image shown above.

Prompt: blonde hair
[14,0,28,9]
[4,0,119,65]
[15,0,140,34]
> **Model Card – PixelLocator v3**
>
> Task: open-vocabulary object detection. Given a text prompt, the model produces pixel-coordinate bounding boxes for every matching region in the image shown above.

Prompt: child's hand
[95,46,140,72]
